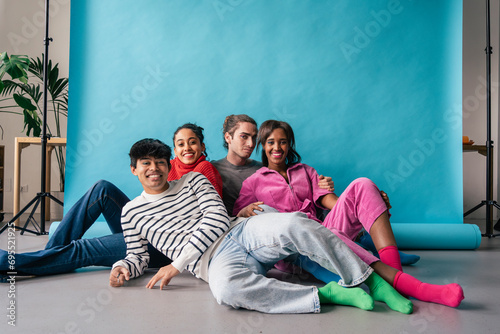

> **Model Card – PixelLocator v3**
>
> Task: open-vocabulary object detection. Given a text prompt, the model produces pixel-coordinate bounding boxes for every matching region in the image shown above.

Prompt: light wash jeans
[208,211,373,314]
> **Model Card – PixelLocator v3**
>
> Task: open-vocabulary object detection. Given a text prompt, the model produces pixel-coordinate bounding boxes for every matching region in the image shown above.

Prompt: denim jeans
[0,180,170,276]
[208,211,373,314]
[255,205,355,285]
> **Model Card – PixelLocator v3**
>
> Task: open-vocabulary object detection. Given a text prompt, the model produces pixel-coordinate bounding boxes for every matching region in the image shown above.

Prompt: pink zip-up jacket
[233,163,332,220]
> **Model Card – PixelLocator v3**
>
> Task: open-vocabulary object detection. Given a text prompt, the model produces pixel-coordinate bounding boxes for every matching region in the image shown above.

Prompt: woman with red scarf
[168,123,223,198]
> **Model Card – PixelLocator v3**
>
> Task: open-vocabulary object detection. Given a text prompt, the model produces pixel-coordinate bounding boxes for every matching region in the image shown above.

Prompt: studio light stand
[0,0,63,236]
[463,0,500,238]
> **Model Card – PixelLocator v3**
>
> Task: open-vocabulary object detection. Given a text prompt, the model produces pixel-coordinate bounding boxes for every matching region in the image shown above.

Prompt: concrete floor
[0,216,499,334]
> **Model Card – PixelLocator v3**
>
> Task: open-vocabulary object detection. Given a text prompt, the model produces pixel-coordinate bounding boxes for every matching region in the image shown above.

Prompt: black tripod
[463,0,500,238]
[0,0,63,236]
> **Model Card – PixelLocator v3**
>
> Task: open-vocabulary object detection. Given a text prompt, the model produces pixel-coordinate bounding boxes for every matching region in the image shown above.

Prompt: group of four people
[0,114,464,314]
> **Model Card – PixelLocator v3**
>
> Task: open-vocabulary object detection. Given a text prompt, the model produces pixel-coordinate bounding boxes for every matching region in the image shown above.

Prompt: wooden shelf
[463,143,487,156]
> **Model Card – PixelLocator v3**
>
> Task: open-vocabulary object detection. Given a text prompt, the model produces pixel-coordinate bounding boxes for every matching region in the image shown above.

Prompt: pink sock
[378,245,403,271]
[393,271,464,307]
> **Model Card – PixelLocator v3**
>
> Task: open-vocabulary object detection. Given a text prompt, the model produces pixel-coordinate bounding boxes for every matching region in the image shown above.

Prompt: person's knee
[94,179,115,191]
[209,274,235,305]
[353,177,375,187]
[351,177,379,194]
[92,180,123,199]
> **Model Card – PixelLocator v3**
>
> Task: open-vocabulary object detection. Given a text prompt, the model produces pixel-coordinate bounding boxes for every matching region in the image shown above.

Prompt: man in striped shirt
[111,138,230,282]
[110,138,413,314]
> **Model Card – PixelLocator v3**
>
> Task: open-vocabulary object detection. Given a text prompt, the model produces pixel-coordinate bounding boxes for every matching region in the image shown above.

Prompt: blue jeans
[208,212,373,314]
[0,180,170,276]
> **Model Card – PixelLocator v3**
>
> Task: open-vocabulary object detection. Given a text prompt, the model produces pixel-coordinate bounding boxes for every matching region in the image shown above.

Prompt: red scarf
[168,155,223,198]
[168,155,207,180]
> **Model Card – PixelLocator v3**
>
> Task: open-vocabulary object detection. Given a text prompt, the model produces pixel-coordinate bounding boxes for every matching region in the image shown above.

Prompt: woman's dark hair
[129,138,172,168]
[222,114,258,150]
[257,120,301,167]
[172,123,207,157]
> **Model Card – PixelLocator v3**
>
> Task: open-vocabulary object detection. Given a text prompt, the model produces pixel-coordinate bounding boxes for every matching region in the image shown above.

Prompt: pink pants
[319,178,388,265]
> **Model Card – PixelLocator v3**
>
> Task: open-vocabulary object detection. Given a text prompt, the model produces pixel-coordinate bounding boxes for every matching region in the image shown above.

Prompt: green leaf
[22,108,42,137]
[30,84,42,104]
[0,80,22,96]
[13,93,37,111]
[16,65,29,84]
[0,53,30,82]
[0,80,3,94]
[28,56,44,80]
[49,61,59,86]
[50,77,69,98]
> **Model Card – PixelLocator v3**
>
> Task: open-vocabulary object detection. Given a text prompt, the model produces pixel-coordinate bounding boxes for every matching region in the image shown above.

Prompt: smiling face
[225,121,258,165]
[173,128,205,165]
[263,128,289,172]
[131,156,170,194]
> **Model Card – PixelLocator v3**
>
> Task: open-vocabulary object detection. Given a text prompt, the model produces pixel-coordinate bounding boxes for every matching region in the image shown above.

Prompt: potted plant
[0,52,68,193]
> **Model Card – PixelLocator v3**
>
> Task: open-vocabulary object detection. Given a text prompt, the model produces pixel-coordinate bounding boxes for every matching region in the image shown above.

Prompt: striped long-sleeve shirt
[112,172,232,281]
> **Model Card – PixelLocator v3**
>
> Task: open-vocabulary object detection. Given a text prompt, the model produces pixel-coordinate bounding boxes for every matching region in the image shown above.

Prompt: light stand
[0,0,63,236]
[463,0,500,238]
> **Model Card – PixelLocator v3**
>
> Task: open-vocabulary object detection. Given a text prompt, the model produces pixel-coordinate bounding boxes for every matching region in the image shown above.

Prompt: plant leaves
[13,93,37,111]
[0,53,30,82]
[51,77,69,98]
[49,61,59,86]
[0,80,22,96]
[27,56,68,101]
[22,108,41,137]
[28,56,44,80]
[3,54,68,138]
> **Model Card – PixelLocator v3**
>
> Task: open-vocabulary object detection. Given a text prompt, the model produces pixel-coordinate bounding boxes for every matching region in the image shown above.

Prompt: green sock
[318,281,374,311]
[365,273,413,314]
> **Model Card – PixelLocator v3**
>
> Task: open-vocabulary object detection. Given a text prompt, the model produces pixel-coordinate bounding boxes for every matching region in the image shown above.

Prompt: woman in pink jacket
[233,119,464,308]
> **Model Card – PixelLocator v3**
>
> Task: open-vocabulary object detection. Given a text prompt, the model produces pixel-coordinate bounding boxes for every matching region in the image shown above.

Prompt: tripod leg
[0,221,8,234]
[494,219,500,231]
[489,202,500,232]
[21,197,42,235]
[46,192,64,206]
[464,201,486,217]
[0,195,43,235]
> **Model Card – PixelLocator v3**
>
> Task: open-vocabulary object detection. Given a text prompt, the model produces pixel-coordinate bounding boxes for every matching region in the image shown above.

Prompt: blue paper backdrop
[66,0,463,224]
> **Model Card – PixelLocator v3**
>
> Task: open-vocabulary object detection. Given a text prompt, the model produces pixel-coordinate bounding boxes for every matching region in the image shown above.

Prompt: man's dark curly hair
[129,138,172,168]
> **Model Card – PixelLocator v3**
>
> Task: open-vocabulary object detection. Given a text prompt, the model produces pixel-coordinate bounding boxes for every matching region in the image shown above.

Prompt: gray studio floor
[0,215,499,334]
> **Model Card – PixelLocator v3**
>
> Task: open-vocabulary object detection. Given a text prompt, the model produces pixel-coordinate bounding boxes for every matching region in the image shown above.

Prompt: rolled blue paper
[392,223,482,250]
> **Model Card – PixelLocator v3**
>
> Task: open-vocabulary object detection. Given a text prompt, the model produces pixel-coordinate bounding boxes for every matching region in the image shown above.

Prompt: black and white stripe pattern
[113,172,230,279]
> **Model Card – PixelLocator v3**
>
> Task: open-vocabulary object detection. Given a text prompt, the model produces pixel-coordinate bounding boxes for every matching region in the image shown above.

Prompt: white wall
[0,0,498,222]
